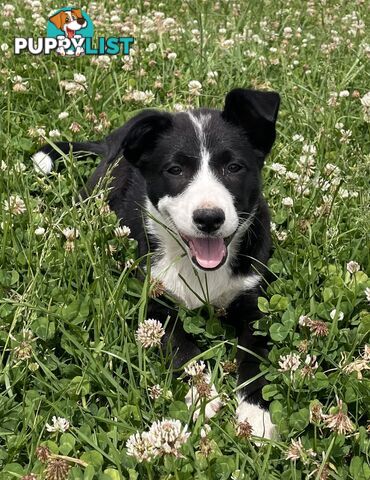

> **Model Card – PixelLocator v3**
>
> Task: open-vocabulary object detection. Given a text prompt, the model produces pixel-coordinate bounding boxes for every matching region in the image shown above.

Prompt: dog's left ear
[49,11,67,30]
[222,88,280,157]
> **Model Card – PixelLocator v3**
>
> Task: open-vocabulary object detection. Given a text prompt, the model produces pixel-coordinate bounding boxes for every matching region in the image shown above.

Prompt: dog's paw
[32,151,53,175]
[236,400,275,441]
[185,377,223,420]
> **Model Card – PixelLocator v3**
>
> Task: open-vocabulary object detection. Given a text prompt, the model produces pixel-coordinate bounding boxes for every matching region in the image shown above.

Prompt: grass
[0,1,369,479]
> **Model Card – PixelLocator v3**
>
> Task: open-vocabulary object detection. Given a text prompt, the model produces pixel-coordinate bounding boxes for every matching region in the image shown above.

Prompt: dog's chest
[150,250,260,310]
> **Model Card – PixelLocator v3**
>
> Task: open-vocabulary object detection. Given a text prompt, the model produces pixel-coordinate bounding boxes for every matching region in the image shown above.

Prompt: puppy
[33,88,280,439]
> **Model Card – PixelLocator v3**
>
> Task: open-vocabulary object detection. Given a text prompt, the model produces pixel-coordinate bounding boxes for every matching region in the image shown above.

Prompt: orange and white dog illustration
[49,9,87,56]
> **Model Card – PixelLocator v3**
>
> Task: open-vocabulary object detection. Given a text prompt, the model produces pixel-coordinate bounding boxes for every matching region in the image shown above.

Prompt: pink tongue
[188,237,226,269]
[67,28,74,39]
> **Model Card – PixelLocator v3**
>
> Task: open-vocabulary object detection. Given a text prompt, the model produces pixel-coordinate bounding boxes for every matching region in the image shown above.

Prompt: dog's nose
[193,208,225,233]
[77,18,85,25]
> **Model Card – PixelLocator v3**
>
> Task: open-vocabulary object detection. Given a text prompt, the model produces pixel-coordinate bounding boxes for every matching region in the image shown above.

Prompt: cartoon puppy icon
[49,9,87,55]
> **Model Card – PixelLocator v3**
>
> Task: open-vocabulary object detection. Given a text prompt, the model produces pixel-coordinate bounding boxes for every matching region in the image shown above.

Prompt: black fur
[34,88,280,411]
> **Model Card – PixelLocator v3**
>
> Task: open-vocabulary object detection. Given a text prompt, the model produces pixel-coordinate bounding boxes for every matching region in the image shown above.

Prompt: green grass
[0,1,369,479]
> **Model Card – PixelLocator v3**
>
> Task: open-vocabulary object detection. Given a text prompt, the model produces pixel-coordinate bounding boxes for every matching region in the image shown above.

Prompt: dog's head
[49,9,87,38]
[120,89,280,271]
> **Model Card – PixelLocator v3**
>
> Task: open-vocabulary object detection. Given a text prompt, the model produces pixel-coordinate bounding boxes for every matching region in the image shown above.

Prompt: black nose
[77,18,85,25]
[193,208,225,233]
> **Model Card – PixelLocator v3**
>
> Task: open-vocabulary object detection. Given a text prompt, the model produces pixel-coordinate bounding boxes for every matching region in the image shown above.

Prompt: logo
[14,6,134,56]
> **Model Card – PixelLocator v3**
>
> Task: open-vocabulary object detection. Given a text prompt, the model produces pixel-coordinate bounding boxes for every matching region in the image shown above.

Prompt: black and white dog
[33,88,280,439]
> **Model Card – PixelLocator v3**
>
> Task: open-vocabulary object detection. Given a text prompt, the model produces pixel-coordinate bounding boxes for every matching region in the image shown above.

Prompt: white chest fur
[151,251,260,309]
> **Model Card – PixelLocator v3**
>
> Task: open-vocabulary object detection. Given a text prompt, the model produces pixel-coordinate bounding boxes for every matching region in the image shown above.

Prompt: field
[0,1,369,479]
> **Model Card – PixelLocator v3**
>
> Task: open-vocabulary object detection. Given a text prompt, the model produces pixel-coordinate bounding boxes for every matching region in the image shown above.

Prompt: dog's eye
[65,17,70,23]
[71,15,76,20]
[227,163,242,173]
[167,166,182,176]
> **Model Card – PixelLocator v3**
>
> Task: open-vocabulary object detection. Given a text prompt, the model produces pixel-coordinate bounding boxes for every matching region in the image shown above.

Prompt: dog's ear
[120,110,173,167]
[49,11,67,30]
[222,88,280,157]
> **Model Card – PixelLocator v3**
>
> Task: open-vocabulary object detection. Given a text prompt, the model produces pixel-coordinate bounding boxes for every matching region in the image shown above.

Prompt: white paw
[236,400,275,440]
[185,375,223,420]
[32,152,53,175]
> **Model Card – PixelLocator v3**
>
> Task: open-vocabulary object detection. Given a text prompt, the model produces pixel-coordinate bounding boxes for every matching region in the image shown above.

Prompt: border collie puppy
[33,88,280,439]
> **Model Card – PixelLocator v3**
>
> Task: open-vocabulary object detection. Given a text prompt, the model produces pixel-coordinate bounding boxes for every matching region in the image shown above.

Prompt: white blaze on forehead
[157,111,239,239]
[187,112,211,166]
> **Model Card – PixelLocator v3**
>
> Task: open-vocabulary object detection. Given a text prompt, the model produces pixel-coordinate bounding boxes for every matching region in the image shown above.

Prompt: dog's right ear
[119,110,173,168]
[222,88,280,157]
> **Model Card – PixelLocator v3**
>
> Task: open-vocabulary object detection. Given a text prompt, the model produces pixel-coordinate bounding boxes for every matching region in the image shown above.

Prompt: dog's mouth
[180,234,233,271]
[66,27,75,39]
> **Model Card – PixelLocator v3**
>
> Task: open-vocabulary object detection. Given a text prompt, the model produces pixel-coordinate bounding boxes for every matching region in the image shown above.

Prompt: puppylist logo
[14,6,134,56]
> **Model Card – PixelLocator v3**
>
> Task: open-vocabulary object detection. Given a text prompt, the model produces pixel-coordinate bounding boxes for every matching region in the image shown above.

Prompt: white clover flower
[58,111,69,120]
[173,103,186,112]
[339,90,350,97]
[330,309,344,321]
[59,78,86,96]
[127,419,190,461]
[285,437,316,462]
[45,416,70,433]
[114,226,131,238]
[73,73,87,83]
[285,437,303,460]
[322,398,354,435]
[184,360,206,377]
[148,384,163,400]
[62,227,80,241]
[292,134,304,142]
[126,89,155,105]
[136,319,165,348]
[282,197,294,208]
[270,162,287,175]
[346,261,360,274]
[188,80,202,96]
[145,42,157,52]
[147,419,190,457]
[126,432,153,462]
[285,171,299,182]
[324,163,341,176]
[35,227,45,236]
[278,353,301,376]
[4,195,26,215]
[1,43,9,51]
[167,52,177,60]
[48,129,61,138]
